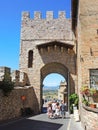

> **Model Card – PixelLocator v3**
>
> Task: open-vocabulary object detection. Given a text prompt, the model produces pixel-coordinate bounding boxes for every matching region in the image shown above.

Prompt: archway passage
[42,73,66,113]
[40,62,69,112]
[41,62,68,81]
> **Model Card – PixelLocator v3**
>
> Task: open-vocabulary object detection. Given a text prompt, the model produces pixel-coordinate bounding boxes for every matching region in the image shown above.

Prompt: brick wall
[81,106,98,130]
[77,0,98,88]
[74,0,98,129]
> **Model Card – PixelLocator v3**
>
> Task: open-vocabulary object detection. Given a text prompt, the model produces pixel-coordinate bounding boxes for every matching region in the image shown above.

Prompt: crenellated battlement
[34,11,42,19]
[22,11,67,20]
[21,11,72,40]
[22,12,30,21]
[0,66,29,87]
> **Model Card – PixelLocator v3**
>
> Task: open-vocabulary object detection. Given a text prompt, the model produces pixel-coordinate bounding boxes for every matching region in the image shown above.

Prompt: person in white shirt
[52,100,56,114]
[54,102,60,118]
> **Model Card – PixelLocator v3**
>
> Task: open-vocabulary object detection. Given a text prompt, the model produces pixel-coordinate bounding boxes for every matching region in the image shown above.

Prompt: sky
[43,73,65,87]
[0,0,71,86]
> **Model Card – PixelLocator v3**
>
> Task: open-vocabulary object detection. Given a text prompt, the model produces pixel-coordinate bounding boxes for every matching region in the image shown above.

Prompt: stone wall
[21,11,72,40]
[0,67,30,87]
[0,67,11,81]
[11,70,30,86]
[76,0,98,89]
[81,106,98,130]
[0,86,39,122]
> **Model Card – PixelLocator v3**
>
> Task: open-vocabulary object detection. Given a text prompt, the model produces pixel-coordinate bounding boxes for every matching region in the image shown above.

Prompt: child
[47,103,53,118]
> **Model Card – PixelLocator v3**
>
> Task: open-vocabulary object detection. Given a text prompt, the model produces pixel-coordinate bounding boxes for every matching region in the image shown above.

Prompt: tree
[0,78,14,96]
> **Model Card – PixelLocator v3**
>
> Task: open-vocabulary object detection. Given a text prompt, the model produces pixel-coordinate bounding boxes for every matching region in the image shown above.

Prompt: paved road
[0,112,84,130]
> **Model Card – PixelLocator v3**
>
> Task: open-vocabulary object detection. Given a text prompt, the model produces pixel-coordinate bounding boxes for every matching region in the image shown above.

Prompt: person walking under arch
[60,101,66,119]
[54,102,60,118]
[52,100,56,114]
[47,103,53,118]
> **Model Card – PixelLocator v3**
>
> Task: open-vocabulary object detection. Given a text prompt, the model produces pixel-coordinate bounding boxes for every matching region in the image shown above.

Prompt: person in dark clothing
[60,101,66,118]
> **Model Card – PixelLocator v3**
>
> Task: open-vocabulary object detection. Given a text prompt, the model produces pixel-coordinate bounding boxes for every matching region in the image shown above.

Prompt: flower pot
[89,104,96,108]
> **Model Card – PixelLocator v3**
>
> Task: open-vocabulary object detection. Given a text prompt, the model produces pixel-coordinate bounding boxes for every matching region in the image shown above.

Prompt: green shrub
[69,93,79,113]
[0,79,14,96]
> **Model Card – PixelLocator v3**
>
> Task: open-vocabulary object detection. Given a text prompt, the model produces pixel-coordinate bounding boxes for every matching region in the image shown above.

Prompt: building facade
[72,0,98,129]
[58,81,67,102]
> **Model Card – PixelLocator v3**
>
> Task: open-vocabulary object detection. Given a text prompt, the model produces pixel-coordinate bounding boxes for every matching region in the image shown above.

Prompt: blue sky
[43,73,65,87]
[0,0,71,86]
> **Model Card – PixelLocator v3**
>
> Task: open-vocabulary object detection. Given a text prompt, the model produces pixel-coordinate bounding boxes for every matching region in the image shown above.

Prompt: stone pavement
[0,112,84,130]
[69,114,84,130]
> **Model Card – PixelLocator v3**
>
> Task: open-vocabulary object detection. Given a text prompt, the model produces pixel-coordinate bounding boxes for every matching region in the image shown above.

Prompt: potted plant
[80,86,97,108]
[89,103,96,108]
[69,93,79,113]
[89,88,97,96]
[80,86,90,96]
[80,86,97,97]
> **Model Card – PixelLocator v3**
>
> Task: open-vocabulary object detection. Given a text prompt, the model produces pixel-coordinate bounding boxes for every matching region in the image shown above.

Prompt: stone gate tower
[19,11,77,113]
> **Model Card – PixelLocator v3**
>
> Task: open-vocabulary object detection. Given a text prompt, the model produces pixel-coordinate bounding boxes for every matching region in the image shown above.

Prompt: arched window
[28,50,33,68]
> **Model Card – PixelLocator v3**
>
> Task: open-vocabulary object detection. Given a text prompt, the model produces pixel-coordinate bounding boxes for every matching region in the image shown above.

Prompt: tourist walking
[54,102,60,118]
[52,100,56,114]
[60,101,66,118]
[47,103,53,118]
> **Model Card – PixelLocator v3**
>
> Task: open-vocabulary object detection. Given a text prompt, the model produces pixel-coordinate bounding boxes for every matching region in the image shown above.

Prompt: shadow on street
[0,117,63,130]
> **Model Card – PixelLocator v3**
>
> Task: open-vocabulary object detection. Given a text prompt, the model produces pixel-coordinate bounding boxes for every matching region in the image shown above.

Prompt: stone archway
[40,62,69,111]
[41,62,68,81]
